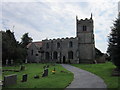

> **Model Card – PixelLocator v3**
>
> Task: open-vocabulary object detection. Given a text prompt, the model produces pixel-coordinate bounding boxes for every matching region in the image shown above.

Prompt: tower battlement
[76,13,93,23]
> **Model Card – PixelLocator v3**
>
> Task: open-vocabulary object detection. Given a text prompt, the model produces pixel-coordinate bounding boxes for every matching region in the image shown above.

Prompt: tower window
[57,42,60,48]
[69,41,73,48]
[83,26,87,31]
[46,43,49,49]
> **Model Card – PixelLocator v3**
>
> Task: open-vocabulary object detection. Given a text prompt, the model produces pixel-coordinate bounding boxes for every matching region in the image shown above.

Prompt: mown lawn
[2,63,73,88]
[72,62,119,88]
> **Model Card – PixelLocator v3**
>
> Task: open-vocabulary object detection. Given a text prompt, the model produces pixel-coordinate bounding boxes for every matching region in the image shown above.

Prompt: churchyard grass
[2,63,73,88]
[72,62,119,88]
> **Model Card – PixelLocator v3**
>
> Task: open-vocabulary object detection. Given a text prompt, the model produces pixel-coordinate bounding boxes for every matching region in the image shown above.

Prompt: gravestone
[6,59,8,66]
[42,69,48,77]
[11,59,13,65]
[3,74,17,87]
[21,74,27,82]
[34,75,39,79]
[0,80,2,87]
[25,58,27,64]
[45,69,48,76]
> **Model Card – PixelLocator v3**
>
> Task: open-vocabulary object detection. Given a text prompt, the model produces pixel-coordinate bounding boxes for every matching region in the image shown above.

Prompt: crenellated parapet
[42,37,76,42]
[76,13,93,24]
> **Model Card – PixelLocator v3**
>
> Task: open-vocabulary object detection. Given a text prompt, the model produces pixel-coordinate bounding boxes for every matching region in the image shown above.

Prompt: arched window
[46,43,49,49]
[69,41,73,48]
[68,51,73,59]
[57,42,60,48]
[45,52,50,60]
[83,25,87,31]
[53,51,58,59]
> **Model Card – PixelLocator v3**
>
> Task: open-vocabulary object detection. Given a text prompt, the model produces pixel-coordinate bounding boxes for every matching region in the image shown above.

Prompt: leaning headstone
[21,74,27,82]
[3,74,17,87]
[45,69,48,76]
[42,69,48,77]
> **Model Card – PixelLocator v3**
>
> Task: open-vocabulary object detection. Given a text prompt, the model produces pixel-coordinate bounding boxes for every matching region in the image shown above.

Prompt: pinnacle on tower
[76,15,78,23]
[76,15,78,20]
[90,13,92,19]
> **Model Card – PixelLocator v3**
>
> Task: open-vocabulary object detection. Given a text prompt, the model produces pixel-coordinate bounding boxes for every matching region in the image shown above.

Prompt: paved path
[61,64,107,88]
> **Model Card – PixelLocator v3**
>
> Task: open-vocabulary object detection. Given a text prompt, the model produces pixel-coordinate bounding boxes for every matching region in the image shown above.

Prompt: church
[27,14,95,64]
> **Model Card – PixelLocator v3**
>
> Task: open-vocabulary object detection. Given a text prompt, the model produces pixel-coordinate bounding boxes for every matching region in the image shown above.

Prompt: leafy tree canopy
[2,30,33,65]
[21,33,33,48]
[107,17,120,69]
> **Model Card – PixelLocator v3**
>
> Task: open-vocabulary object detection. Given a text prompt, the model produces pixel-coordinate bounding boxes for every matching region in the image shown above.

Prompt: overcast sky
[1,0,119,53]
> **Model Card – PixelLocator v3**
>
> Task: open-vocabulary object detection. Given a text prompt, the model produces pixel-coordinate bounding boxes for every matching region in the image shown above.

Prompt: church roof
[27,41,42,48]
[34,41,42,48]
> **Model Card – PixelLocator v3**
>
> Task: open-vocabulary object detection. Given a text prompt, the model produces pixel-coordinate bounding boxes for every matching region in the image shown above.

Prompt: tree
[95,48,104,59]
[21,33,32,48]
[107,17,120,70]
[2,30,32,65]
[2,30,18,64]
[20,33,33,63]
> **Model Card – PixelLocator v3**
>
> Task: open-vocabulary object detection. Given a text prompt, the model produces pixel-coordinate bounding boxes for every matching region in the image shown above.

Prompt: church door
[63,56,66,63]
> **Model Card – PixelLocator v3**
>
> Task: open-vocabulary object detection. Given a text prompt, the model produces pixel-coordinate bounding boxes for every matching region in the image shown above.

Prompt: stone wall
[77,17,95,63]
[27,43,41,63]
[42,37,79,63]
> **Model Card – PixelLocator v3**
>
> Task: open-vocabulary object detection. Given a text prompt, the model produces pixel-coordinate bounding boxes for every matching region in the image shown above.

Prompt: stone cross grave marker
[3,74,17,87]
[21,74,27,82]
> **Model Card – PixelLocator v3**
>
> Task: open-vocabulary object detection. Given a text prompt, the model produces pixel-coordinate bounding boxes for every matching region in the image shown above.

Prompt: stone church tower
[76,14,95,63]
